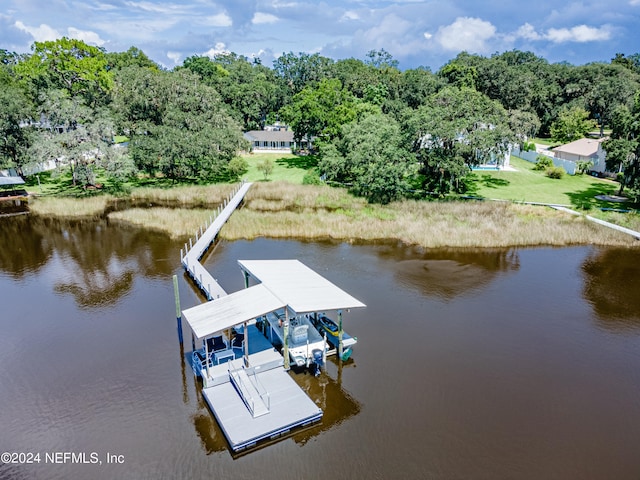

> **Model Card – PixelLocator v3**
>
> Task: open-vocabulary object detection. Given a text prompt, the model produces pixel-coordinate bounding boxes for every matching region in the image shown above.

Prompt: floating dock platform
[202,358,322,451]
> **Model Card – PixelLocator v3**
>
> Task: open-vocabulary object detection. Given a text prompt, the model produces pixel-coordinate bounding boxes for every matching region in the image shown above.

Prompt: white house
[243,124,312,153]
[552,137,608,173]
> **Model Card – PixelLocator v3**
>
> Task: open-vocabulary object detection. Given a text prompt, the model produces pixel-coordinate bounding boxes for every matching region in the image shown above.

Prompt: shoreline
[25,182,640,249]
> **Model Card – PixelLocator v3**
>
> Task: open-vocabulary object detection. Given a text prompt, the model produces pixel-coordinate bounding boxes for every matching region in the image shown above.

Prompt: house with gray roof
[552,137,608,173]
[243,124,310,153]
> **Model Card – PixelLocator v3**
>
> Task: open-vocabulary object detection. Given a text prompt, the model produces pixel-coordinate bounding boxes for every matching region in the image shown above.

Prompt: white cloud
[629,0,640,5]
[516,23,541,41]
[67,27,105,46]
[202,13,233,27]
[423,32,432,40]
[203,42,229,58]
[434,17,496,53]
[545,24,612,43]
[252,12,279,24]
[341,11,359,21]
[14,21,60,42]
[166,51,181,64]
[123,1,190,15]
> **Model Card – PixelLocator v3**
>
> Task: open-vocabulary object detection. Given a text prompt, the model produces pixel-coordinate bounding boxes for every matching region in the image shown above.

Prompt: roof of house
[552,137,608,157]
[244,130,295,142]
[0,170,25,186]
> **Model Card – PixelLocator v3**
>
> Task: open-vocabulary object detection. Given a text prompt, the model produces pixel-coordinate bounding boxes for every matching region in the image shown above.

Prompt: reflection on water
[1,216,640,479]
[582,247,640,330]
[0,214,179,307]
[388,248,520,300]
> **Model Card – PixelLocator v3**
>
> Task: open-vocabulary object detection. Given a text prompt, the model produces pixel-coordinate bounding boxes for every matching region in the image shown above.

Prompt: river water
[1,214,639,480]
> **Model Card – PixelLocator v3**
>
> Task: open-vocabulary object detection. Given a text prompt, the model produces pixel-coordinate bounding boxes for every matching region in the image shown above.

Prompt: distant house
[0,169,27,201]
[552,137,608,173]
[243,123,310,153]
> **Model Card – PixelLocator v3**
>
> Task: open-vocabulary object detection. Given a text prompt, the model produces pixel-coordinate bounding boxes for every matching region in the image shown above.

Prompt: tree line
[1,39,640,201]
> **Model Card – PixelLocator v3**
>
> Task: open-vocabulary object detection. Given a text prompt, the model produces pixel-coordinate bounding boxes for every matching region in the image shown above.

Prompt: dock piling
[173,275,183,345]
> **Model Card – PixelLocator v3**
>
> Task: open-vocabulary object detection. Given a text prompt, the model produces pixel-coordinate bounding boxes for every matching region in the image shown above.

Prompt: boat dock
[180,181,252,299]
[181,260,365,452]
[178,182,365,453]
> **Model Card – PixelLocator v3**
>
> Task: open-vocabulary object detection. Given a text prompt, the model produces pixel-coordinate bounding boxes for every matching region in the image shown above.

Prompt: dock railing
[180,180,252,300]
[228,365,271,418]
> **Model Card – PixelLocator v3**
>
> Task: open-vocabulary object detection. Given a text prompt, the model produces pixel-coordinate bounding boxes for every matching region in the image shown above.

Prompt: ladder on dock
[229,366,271,418]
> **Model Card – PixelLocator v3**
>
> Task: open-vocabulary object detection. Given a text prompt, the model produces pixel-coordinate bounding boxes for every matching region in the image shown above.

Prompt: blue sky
[2,0,640,70]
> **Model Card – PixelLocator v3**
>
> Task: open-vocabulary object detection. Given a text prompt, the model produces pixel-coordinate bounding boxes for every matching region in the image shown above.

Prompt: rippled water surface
[1,215,640,479]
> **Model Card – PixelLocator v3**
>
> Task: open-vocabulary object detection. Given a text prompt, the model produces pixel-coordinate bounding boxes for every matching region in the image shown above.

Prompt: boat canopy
[238,259,366,314]
[182,283,285,340]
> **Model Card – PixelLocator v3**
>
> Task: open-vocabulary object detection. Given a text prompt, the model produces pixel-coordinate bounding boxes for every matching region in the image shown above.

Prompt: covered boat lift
[238,259,366,364]
[181,259,366,452]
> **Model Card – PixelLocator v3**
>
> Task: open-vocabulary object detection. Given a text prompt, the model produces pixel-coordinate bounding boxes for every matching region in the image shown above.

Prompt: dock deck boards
[203,367,322,451]
[182,182,252,299]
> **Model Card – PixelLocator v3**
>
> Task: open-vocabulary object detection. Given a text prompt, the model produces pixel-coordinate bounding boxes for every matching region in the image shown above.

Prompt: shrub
[533,155,553,171]
[302,168,323,185]
[257,158,275,180]
[227,157,249,180]
[522,141,536,152]
[545,166,566,179]
[576,160,593,175]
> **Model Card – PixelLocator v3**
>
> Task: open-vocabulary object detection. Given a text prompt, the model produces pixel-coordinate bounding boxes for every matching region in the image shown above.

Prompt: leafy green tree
[112,67,248,181]
[27,89,124,185]
[279,78,377,147]
[583,63,639,136]
[0,74,34,172]
[399,67,442,108]
[508,109,541,146]
[257,158,274,180]
[182,53,282,131]
[319,113,414,203]
[438,60,478,89]
[15,38,113,108]
[273,52,333,94]
[550,106,595,143]
[405,86,515,195]
[603,96,640,199]
[105,46,159,72]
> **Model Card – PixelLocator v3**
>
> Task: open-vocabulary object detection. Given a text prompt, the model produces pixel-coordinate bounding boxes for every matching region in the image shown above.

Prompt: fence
[512,147,576,175]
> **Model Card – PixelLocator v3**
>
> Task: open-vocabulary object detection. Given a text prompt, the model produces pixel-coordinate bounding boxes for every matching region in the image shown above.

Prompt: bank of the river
[26,182,639,248]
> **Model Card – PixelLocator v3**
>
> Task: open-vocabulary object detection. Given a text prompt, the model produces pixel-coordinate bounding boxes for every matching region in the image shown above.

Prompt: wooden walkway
[551,206,640,240]
[180,181,252,299]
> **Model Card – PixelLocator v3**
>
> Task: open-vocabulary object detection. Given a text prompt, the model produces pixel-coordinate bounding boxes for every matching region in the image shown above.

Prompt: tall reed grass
[108,208,215,239]
[30,195,112,218]
[129,184,237,207]
[219,182,637,247]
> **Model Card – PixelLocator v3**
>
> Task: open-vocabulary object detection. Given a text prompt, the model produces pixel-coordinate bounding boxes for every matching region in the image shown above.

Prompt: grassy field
[241,152,317,183]
[466,157,622,208]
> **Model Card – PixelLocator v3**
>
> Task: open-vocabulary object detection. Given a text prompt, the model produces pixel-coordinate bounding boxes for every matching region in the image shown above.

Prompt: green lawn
[241,152,317,183]
[466,156,623,209]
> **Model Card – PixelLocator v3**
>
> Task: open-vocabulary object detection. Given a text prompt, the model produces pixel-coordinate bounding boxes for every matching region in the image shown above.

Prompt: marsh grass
[129,184,237,207]
[220,182,637,247]
[108,208,215,239]
[30,195,112,218]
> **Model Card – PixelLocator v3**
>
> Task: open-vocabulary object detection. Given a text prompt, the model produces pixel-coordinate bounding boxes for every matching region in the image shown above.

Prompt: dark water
[1,215,640,480]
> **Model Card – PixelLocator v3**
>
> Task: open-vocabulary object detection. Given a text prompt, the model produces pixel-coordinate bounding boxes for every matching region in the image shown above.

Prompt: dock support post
[173,275,183,345]
[283,310,290,370]
[338,310,344,361]
[189,238,193,249]
[243,270,251,368]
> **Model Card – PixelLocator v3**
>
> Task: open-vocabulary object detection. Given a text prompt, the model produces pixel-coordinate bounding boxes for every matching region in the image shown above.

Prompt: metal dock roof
[238,259,366,314]
[182,284,285,340]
